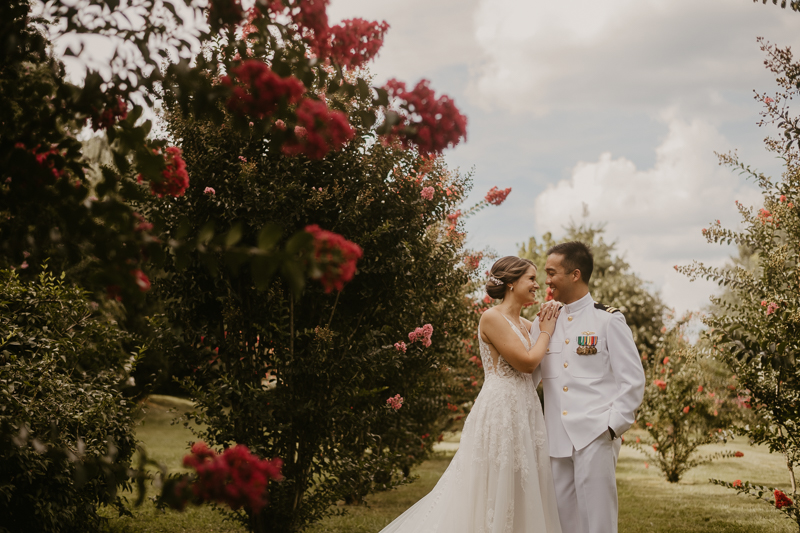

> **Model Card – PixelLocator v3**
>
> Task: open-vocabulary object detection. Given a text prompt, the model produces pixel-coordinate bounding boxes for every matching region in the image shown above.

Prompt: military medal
[577,332,598,355]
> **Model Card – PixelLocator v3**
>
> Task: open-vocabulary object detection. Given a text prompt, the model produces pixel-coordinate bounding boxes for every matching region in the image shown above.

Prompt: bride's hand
[538,301,560,336]
[537,300,561,321]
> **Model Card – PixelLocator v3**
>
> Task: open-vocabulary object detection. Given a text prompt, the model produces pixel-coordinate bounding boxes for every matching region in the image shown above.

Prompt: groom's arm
[607,312,645,437]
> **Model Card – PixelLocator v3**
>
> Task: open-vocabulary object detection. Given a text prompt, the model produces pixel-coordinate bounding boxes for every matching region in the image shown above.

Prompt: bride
[379,256,562,533]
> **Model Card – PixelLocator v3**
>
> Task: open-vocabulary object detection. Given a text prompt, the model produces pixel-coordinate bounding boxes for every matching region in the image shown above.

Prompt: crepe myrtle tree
[148,81,492,528]
[678,39,800,530]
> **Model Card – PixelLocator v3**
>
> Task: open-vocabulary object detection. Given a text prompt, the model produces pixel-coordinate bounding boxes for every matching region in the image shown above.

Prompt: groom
[530,241,645,533]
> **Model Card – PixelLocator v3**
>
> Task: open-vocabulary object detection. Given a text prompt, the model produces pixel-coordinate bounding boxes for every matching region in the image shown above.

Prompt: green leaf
[197,221,215,246]
[257,224,283,252]
[285,230,313,255]
[225,223,243,247]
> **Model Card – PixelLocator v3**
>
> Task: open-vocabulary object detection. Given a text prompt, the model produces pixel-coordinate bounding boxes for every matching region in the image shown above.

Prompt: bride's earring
[510,285,514,291]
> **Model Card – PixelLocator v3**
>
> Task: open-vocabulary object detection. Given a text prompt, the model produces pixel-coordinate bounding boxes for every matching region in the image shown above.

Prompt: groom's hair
[547,241,593,284]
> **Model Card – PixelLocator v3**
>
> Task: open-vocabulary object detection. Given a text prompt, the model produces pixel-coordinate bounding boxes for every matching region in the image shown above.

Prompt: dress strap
[501,315,531,349]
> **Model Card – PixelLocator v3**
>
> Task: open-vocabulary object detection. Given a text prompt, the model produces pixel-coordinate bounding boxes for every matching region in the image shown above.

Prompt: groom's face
[544,253,577,303]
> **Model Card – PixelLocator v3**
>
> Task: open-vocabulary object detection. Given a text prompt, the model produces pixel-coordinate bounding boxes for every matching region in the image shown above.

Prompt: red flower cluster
[222,61,306,119]
[393,341,407,353]
[485,186,511,206]
[408,324,433,347]
[15,143,66,180]
[288,0,330,54]
[653,379,666,391]
[463,251,483,271]
[386,394,404,410]
[207,0,245,31]
[282,99,355,159]
[182,442,283,513]
[545,287,554,301]
[147,147,190,198]
[131,269,151,292]
[732,479,743,488]
[757,208,775,225]
[734,451,744,457]
[775,489,793,509]
[383,79,467,155]
[329,18,389,69]
[446,402,458,412]
[91,96,128,131]
[305,224,363,292]
[469,355,483,369]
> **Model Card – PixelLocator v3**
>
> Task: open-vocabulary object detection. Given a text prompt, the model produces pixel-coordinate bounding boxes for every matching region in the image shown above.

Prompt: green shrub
[0,268,137,533]
[626,316,746,482]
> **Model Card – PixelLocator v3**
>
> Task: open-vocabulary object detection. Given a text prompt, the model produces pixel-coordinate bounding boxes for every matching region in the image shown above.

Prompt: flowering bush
[305,224,363,292]
[678,39,800,530]
[624,316,744,482]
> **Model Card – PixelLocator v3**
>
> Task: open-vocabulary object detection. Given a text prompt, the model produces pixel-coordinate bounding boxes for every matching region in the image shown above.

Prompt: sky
[326,0,800,313]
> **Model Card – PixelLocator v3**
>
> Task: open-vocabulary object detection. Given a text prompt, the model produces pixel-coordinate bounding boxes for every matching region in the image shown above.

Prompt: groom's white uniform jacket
[531,292,645,457]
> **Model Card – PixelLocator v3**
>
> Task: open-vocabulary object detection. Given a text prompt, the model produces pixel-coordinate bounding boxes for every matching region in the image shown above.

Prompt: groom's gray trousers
[550,430,622,533]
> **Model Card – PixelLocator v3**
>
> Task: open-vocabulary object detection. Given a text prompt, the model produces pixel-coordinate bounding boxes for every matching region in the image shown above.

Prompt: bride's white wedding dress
[379,316,562,533]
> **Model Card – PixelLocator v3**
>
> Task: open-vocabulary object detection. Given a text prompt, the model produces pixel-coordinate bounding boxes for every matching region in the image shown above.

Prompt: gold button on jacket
[563,386,569,392]
[562,410,568,416]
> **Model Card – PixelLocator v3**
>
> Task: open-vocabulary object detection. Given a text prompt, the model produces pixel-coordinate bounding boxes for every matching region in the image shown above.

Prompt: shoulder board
[594,302,621,314]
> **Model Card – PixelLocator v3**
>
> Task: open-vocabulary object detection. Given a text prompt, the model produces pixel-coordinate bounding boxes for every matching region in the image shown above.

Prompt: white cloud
[532,114,763,313]
[471,0,800,117]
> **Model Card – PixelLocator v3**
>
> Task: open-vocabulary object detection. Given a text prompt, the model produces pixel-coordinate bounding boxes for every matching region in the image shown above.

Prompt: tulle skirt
[379,374,562,533]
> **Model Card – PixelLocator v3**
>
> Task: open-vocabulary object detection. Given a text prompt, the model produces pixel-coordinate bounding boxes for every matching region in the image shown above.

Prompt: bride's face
[511,265,539,304]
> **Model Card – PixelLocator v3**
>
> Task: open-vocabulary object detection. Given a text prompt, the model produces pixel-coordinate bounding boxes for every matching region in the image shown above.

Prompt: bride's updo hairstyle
[485,256,536,300]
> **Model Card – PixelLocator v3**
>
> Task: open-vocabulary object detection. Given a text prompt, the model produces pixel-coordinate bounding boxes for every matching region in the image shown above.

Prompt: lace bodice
[478,315,531,379]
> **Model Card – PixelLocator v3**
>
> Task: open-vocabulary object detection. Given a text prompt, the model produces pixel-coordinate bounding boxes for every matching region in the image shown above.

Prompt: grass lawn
[104,396,797,533]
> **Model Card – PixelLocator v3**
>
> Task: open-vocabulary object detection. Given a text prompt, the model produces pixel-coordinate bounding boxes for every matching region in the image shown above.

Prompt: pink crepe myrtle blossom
[653,379,666,391]
[766,302,779,316]
[386,394,404,410]
[408,323,433,347]
[420,186,434,200]
[204,187,216,195]
[485,186,511,206]
[393,342,406,353]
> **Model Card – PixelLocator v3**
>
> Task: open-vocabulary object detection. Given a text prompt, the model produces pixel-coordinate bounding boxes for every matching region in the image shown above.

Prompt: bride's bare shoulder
[479,308,504,336]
